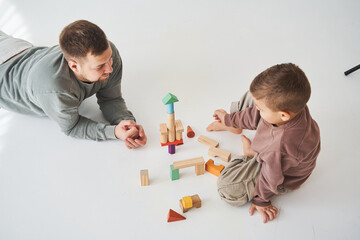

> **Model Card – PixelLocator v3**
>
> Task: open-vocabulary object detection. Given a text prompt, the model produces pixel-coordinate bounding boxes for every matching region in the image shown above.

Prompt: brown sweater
[224,106,321,206]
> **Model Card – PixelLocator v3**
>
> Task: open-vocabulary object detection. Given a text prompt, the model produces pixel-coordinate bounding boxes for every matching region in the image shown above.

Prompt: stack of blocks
[160,93,184,154]
[170,157,205,181]
[179,194,201,213]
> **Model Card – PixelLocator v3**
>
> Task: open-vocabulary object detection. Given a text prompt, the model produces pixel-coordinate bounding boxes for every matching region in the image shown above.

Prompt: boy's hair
[250,63,311,113]
[59,20,109,61]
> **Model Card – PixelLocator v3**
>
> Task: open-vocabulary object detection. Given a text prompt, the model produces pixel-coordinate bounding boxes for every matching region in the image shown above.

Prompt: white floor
[1,0,360,239]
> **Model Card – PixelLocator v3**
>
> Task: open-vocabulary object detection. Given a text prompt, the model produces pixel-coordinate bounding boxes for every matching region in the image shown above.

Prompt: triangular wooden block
[167,209,186,222]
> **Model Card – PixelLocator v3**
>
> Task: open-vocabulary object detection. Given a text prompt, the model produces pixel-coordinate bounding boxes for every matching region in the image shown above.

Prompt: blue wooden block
[167,103,174,114]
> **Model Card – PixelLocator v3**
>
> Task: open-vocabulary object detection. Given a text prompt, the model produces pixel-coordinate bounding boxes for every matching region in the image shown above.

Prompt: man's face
[76,46,113,83]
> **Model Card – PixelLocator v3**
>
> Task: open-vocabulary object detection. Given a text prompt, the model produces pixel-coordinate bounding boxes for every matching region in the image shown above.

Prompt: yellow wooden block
[182,196,193,209]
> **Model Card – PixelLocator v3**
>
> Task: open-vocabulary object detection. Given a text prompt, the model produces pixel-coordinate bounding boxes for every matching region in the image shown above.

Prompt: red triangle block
[167,209,186,222]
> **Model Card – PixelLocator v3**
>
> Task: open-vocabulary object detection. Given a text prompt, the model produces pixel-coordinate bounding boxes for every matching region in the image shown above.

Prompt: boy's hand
[213,109,228,124]
[249,203,278,223]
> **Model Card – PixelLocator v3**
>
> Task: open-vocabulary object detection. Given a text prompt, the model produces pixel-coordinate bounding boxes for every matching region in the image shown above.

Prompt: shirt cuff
[104,125,117,140]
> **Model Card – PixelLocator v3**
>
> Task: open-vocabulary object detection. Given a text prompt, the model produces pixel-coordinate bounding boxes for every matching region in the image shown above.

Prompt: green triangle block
[162,93,179,105]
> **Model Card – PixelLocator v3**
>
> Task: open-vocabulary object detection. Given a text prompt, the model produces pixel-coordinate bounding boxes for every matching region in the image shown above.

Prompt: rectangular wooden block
[175,120,184,132]
[173,157,205,169]
[160,123,168,143]
[208,147,231,162]
[198,135,219,148]
[140,169,149,186]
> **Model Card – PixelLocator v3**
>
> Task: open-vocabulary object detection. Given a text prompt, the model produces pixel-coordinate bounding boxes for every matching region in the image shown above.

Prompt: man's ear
[68,59,79,73]
[279,111,291,122]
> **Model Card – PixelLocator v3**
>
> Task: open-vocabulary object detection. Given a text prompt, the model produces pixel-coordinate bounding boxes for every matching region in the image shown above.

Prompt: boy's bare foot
[241,135,256,158]
[206,121,243,134]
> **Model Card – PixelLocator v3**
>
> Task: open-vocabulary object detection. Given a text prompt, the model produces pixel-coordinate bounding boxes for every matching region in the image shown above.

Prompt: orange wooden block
[205,159,225,177]
[167,209,186,222]
[187,125,195,138]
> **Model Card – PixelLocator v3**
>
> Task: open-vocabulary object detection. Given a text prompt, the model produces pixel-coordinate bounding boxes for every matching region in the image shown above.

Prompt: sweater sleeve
[224,106,260,130]
[35,92,117,141]
[96,43,135,125]
[252,151,284,206]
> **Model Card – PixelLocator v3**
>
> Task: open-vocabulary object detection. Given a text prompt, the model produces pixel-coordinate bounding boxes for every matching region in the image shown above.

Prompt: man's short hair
[59,20,109,60]
[250,63,311,113]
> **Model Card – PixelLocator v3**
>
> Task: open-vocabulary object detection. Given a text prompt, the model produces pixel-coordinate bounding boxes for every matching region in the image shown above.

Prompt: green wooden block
[170,164,179,181]
[162,93,179,105]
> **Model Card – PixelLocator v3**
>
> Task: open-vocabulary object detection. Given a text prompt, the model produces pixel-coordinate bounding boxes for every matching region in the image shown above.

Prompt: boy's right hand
[213,109,228,124]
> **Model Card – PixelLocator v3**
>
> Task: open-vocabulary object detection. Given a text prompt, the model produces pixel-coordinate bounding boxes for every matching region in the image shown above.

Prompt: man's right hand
[115,120,147,149]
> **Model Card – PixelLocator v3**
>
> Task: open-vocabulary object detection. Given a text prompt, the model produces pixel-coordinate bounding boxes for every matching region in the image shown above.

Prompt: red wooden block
[167,209,186,222]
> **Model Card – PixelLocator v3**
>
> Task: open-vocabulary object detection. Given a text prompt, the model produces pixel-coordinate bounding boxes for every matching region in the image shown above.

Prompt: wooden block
[179,199,188,213]
[175,120,184,140]
[160,123,168,143]
[191,194,201,208]
[208,147,231,162]
[198,135,219,148]
[173,157,205,169]
[167,113,175,142]
[170,164,179,181]
[205,159,225,176]
[187,125,195,138]
[195,164,205,175]
[175,120,184,132]
[160,139,183,147]
[182,196,193,208]
[167,209,186,222]
[179,194,201,213]
[140,169,149,186]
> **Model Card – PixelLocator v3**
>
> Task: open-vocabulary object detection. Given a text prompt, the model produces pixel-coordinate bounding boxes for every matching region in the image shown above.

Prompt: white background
[0,0,359,239]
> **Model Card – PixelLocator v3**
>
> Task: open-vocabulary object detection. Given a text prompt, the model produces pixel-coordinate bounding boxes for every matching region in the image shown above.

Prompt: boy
[207,63,321,223]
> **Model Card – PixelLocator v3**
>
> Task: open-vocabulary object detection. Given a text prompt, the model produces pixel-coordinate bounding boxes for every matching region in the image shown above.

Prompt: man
[0,20,146,149]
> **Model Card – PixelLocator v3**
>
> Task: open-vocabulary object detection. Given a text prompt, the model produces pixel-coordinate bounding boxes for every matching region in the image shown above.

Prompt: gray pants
[0,31,33,65]
[217,91,261,206]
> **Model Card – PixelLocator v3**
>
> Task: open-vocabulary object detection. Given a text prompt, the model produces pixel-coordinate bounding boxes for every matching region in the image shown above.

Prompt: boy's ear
[68,59,80,73]
[279,111,291,121]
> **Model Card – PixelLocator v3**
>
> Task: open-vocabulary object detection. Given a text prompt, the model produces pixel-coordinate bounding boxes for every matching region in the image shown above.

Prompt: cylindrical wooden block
[168,144,175,154]
[187,125,195,138]
[167,113,175,142]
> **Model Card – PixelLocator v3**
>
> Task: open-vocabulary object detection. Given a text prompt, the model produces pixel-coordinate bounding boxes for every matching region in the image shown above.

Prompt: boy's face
[252,95,289,126]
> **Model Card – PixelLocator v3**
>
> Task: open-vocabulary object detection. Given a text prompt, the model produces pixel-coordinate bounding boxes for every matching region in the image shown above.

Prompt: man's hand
[249,203,279,223]
[213,109,228,124]
[115,120,147,149]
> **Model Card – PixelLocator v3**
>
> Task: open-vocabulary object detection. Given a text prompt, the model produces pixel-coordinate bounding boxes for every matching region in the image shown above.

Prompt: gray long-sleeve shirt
[225,105,321,206]
[0,42,135,141]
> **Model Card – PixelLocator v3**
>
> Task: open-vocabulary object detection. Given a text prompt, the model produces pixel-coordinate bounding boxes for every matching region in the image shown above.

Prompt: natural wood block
[205,159,225,176]
[173,157,205,169]
[140,169,149,186]
[198,135,219,148]
[195,164,205,175]
[167,113,175,142]
[191,194,201,208]
[175,120,184,132]
[208,147,231,162]
[160,123,168,143]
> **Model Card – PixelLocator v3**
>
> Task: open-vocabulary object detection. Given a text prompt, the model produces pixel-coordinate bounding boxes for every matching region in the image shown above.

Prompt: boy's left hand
[249,203,278,223]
